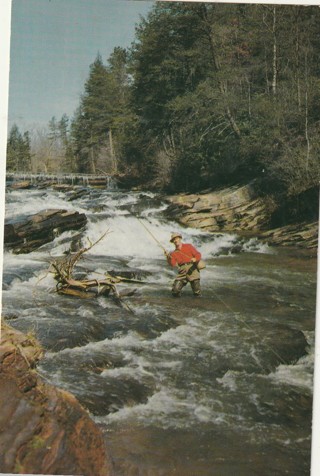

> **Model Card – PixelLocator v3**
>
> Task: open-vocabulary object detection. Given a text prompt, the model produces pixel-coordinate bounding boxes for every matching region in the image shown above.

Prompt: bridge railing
[6,172,118,189]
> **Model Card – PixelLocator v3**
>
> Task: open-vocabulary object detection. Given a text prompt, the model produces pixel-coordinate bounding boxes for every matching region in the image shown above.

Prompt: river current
[2,185,317,475]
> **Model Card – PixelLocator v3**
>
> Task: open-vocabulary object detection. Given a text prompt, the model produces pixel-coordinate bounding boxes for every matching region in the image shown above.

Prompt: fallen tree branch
[49,231,136,313]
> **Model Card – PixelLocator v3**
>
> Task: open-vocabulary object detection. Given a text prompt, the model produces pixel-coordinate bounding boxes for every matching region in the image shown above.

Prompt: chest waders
[172,262,201,297]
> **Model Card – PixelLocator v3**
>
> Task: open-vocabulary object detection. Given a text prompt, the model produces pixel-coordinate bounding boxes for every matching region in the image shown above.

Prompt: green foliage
[121,2,320,198]
[71,50,132,174]
[6,124,32,172]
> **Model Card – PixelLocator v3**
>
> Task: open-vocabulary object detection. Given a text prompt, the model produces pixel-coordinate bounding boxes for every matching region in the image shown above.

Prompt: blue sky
[7,0,320,133]
[8,0,153,131]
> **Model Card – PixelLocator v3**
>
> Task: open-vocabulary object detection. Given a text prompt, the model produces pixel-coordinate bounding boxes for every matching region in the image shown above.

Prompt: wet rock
[11,180,33,190]
[165,183,272,233]
[0,323,114,475]
[3,223,24,247]
[270,324,309,365]
[4,208,87,254]
[66,187,90,201]
[165,183,318,249]
[78,376,152,416]
[234,323,309,373]
[259,221,318,249]
[108,269,151,281]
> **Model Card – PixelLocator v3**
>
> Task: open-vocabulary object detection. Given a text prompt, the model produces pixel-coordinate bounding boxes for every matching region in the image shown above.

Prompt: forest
[7,2,320,203]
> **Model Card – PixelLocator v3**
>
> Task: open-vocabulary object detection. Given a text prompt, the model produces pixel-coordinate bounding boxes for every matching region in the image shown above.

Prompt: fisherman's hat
[170,232,182,243]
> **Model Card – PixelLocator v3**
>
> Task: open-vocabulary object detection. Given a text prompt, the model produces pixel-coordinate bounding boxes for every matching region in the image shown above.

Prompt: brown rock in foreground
[0,324,114,475]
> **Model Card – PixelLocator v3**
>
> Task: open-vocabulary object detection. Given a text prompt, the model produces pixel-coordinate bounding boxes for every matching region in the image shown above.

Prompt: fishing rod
[136,215,206,269]
[136,216,168,254]
[132,213,290,372]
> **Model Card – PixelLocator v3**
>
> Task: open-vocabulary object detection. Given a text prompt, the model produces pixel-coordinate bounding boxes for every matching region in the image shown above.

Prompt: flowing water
[2,184,317,475]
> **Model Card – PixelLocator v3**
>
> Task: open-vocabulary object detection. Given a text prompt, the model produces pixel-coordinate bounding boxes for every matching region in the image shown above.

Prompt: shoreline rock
[0,323,114,475]
[4,209,87,254]
[164,184,318,249]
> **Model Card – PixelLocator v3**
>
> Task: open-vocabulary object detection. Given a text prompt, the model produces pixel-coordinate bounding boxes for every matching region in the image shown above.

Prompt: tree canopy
[9,2,320,203]
[124,2,320,195]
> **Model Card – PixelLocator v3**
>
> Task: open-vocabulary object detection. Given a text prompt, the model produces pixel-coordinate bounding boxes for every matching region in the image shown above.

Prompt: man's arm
[188,244,201,263]
[164,250,177,267]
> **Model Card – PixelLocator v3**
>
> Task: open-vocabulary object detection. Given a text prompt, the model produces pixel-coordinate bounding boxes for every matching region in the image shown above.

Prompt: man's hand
[191,257,197,263]
[164,250,170,257]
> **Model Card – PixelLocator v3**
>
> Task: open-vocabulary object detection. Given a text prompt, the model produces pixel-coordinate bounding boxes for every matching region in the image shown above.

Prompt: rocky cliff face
[0,323,114,476]
[165,184,318,249]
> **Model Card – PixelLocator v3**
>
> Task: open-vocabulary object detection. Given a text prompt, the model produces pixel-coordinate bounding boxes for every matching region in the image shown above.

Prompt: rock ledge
[165,184,318,249]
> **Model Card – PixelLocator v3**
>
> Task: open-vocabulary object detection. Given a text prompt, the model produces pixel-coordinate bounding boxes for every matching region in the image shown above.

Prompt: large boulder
[165,183,272,233]
[165,183,318,249]
[4,209,87,253]
[0,324,114,475]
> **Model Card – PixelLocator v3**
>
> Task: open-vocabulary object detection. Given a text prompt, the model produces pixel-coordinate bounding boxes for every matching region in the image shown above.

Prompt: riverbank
[0,323,114,475]
[164,183,318,250]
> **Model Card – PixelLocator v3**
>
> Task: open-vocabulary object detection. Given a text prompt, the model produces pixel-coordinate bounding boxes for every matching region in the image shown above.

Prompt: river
[2,184,317,475]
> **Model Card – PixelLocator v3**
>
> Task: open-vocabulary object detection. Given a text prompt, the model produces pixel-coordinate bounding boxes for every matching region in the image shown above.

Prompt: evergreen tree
[71,54,114,173]
[71,50,133,174]
[106,47,132,173]
[6,124,31,172]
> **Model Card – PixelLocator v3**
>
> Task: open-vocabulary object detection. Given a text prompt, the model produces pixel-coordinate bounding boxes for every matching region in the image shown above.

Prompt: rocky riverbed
[1,182,317,475]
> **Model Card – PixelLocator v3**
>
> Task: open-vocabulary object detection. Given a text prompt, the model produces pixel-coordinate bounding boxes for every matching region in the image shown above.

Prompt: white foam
[217,370,240,392]
[269,331,314,391]
[242,238,272,254]
[5,189,87,219]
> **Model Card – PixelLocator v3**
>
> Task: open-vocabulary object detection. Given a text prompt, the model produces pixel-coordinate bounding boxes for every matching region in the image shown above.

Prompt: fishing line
[136,215,288,369]
[135,215,167,253]
[210,274,312,457]
[121,207,296,371]
[211,286,288,370]
[136,213,288,367]
[135,215,201,263]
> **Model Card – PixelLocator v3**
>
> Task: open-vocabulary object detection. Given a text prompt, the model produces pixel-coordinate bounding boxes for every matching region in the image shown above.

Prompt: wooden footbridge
[6,172,117,188]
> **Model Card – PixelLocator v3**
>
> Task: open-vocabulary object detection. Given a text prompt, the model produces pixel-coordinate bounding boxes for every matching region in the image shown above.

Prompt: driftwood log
[50,232,137,312]
[50,232,113,297]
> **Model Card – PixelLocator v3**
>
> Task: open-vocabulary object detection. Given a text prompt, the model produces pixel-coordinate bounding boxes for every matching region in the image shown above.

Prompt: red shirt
[168,243,201,267]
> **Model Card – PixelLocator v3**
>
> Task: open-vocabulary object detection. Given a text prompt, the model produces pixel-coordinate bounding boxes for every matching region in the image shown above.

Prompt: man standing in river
[165,232,202,297]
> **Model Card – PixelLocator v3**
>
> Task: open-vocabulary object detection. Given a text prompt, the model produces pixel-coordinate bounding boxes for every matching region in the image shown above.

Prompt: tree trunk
[305,53,310,169]
[109,129,117,173]
[294,11,302,111]
[199,4,241,139]
[271,6,277,96]
[90,146,96,174]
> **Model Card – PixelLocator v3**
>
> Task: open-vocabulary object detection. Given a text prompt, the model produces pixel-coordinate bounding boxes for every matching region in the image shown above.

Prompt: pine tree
[71,54,114,173]
[71,51,133,174]
[6,124,31,172]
